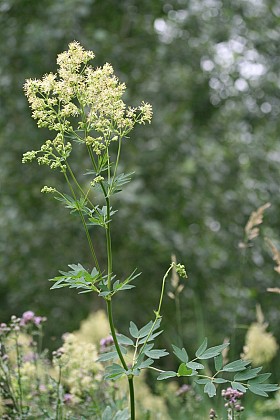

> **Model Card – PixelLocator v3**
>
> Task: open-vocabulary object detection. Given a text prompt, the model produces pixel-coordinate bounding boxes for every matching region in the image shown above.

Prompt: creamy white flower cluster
[23,41,152,168]
[54,333,102,401]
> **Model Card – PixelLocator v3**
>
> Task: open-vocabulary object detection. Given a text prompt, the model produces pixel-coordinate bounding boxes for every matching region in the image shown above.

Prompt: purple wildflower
[100,335,114,350]
[34,316,44,326]
[20,311,46,327]
[20,311,35,326]
[63,393,73,404]
[222,387,244,413]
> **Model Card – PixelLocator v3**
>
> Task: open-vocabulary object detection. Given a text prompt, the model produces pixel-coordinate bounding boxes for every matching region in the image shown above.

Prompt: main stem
[104,174,135,420]
[86,142,135,418]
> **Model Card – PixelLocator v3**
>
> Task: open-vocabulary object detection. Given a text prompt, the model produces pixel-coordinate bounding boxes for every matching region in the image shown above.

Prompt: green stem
[157,264,173,315]
[65,161,95,208]
[15,335,23,416]
[108,136,122,196]
[138,264,173,357]
[0,340,20,413]
[55,364,62,420]
[101,145,135,420]
[106,300,135,420]
[106,300,128,370]
[64,171,100,272]
[105,201,113,290]
[128,377,135,420]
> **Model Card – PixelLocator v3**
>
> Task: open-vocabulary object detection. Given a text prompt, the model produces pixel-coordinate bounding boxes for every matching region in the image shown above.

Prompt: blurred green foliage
[0,0,280,380]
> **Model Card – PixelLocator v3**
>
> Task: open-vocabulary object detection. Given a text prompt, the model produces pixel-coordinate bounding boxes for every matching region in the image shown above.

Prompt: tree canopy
[1,0,280,372]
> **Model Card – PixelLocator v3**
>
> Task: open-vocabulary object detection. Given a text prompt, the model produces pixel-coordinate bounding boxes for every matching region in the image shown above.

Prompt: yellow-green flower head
[23,41,152,169]
[243,322,278,366]
[54,333,102,398]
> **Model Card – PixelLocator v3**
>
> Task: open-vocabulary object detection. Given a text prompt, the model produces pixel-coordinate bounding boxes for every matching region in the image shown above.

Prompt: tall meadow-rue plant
[23,42,279,419]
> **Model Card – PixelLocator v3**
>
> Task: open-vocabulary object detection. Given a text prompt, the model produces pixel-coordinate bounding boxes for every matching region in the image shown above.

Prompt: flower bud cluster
[171,262,188,279]
[222,387,244,412]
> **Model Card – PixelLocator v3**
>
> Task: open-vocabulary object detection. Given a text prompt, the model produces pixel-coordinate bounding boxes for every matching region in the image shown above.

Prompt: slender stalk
[105,200,113,290]
[15,335,23,416]
[108,137,122,196]
[55,364,62,420]
[139,264,173,356]
[101,146,135,420]
[65,161,95,208]
[128,377,135,420]
[106,300,128,370]
[0,342,20,413]
[63,171,100,272]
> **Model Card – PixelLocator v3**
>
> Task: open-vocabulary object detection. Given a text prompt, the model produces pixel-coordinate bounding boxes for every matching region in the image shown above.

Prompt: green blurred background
[0,0,280,380]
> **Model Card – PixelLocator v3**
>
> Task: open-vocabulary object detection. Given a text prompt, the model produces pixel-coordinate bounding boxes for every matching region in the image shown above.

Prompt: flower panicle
[22,41,153,171]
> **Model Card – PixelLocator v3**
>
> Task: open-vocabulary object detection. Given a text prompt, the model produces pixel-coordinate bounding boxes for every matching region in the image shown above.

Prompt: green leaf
[98,290,111,297]
[111,269,140,296]
[135,358,154,369]
[186,361,204,370]
[102,406,113,420]
[49,264,102,293]
[231,382,247,393]
[195,338,208,358]
[116,333,134,346]
[97,351,118,362]
[214,353,223,371]
[157,371,177,380]
[262,384,280,392]
[250,383,280,393]
[212,378,228,384]
[88,205,117,227]
[138,329,163,345]
[137,318,161,341]
[104,363,126,381]
[138,321,153,338]
[248,373,271,384]
[199,343,229,360]
[108,172,134,195]
[144,348,169,359]
[54,194,88,214]
[234,367,262,381]
[113,345,127,355]
[172,345,189,363]
[129,322,139,338]
[195,378,210,385]
[177,363,192,377]
[204,381,216,397]
[114,408,130,420]
[249,384,269,397]
[222,359,251,372]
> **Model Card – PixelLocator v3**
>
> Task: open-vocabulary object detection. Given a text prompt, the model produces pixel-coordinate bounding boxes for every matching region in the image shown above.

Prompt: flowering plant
[22,42,279,419]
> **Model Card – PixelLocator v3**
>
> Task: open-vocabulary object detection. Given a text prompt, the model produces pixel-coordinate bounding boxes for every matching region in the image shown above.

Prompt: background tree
[0,0,279,382]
